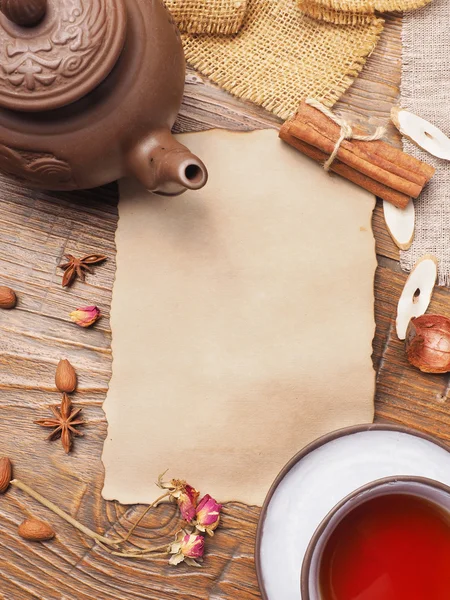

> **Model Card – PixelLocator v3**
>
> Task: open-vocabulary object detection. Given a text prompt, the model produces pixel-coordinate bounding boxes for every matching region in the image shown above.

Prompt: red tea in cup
[319,493,450,600]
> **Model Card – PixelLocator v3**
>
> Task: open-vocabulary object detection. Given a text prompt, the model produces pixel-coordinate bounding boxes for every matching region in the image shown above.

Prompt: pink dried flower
[176,483,200,522]
[70,305,101,328]
[180,533,204,558]
[195,494,222,536]
[157,475,199,522]
[168,531,205,566]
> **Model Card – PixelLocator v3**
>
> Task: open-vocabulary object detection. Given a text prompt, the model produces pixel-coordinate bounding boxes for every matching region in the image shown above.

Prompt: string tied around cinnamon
[305,98,387,172]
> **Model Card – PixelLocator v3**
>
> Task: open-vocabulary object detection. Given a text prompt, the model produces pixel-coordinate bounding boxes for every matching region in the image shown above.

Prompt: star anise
[34,393,85,453]
[59,253,107,287]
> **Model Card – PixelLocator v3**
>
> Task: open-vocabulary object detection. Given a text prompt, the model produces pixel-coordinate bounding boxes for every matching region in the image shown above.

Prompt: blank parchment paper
[102,129,376,506]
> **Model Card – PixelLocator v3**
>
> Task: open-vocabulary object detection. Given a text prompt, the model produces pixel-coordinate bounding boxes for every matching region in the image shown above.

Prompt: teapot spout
[126,130,208,196]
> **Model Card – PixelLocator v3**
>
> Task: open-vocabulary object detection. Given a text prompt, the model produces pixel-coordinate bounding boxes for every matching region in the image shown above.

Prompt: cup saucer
[255,424,450,600]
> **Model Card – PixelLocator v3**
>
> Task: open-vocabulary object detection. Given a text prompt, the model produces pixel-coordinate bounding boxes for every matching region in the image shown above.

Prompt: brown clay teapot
[0,0,208,194]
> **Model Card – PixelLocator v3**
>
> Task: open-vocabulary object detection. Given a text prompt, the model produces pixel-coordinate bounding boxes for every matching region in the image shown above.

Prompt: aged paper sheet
[102,129,376,506]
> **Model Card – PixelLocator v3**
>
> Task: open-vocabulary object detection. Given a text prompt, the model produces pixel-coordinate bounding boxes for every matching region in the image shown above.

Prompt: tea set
[0,0,207,194]
[1,2,449,599]
[256,424,450,599]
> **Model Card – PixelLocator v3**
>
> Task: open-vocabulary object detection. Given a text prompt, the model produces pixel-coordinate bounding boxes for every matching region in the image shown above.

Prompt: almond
[55,359,77,393]
[18,517,55,542]
[0,457,12,493]
[0,286,17,309]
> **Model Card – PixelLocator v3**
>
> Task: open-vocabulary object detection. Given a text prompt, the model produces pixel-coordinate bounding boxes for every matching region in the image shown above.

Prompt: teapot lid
[0,0,127,112]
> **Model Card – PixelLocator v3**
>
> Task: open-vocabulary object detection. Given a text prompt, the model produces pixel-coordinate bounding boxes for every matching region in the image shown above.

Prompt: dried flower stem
[111,552,168,560]
[120,491,171,543]
[126,544,169,555]
[10,479,120,548]
[97,540,168,558]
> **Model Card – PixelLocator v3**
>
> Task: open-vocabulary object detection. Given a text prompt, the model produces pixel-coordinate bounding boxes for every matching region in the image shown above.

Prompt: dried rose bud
[180,533,204,558]
[195,495,222,536]
[176,483,200,522]
[406,315,450,373]
[168,531,205,566]
[157,475,199,522]
[70,306,101,328]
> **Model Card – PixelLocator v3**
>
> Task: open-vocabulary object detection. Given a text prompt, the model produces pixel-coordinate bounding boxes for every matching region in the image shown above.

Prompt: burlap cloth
[298,0,431,24]
[176,0,384,120]
[400,0,450,285]
[164,0,248,34]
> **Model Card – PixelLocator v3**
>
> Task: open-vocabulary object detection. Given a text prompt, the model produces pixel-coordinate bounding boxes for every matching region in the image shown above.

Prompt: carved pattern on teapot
[0,0,110,95]
[0,144,75,187]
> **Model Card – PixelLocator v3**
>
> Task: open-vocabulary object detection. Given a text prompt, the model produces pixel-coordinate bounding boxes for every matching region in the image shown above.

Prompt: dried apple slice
[383,199,415,250]
[391,107,450,160]
[396,254,438,340]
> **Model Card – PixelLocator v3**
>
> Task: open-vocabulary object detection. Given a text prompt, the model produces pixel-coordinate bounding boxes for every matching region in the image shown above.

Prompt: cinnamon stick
[298,114,427,188]
[281,132,411,209]
[355,139,435,182]
[287,119,423,198]
[280,102,435,207]
[297,102,434,185]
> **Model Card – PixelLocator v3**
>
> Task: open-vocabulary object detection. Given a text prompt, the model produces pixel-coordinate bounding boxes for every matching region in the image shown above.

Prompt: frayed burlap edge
[299,1,375,24]
[375,0,431,8]
[181,16,384,120]
[173,19,245,35]
[163,0,247,35]
[299,0,431,24]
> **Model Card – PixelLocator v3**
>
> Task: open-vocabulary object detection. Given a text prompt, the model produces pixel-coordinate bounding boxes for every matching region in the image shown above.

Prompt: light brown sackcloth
[101,129,376,506]
[400,0,450,285]
[298,0,432,24]
[163,0,247,35]
[179,0,384,120]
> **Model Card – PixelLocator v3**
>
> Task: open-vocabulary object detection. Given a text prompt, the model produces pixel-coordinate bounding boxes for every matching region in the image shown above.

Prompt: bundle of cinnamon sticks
[279,102,435,208]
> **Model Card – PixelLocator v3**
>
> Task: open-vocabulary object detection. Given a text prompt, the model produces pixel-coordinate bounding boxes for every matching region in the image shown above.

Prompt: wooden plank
[374,264,450,440]
[2,11,447,600]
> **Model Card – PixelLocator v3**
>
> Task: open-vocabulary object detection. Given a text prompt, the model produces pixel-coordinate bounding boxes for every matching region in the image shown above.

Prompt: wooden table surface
[1,13,447,599]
